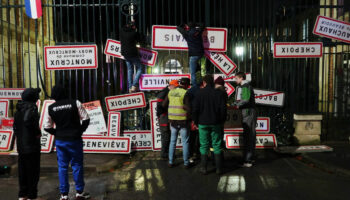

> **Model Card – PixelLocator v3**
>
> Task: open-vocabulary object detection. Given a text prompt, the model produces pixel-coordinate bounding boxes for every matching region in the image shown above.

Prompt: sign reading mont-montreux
[273,42,323,58]
[152,25,228,52]
[44,45,98,70]
[313,15,350,44]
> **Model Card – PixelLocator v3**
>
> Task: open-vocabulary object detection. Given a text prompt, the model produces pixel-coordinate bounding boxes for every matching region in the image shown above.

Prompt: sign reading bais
[0,88,25,100]
[44,45,98,70]
[313,15,350,44]
[273,42,323,58]
[0,130,14,151]
[82,137,131,154]
[139,74,191,91]
[152,25,228,52]
[225,134,277,149]
[39,100,55,153]
[105,92,146,112]
[82,100,107,136]
[104,39,158,66]
[205,51,237,76]
[121,130,152,151]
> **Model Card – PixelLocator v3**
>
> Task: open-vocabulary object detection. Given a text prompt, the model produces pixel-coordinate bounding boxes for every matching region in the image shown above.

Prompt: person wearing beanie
[43,85,91,200]
[13,88,42,200]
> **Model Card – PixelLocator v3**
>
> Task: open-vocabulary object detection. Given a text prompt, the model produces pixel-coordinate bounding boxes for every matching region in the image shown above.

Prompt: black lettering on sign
[1,135,6,140]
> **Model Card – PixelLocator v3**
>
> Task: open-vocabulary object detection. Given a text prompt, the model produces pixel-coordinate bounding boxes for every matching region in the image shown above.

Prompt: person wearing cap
[43,85,91,200]
[13,88,42,200]
[156,80,178,159]
[162,78,192,168]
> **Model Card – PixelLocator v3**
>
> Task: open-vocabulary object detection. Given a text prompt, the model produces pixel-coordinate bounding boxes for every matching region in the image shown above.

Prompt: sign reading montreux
[152,25,228,52]
[139,74,191,90]
[104,39,158,66]
[313,15,350,44]
[44,45,98,70]
[105,92,146,112]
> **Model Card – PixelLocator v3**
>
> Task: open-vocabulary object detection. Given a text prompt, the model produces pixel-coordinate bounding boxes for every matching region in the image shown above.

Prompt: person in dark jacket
[177,22,205,87]
[233,72,257,168]
[13,88,41,200]
[193,75,227,175]
[44,85,90,200]
[120,21,144,93]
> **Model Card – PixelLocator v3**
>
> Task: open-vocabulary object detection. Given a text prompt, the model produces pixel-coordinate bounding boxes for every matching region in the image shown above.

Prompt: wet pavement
[1,150,350,200]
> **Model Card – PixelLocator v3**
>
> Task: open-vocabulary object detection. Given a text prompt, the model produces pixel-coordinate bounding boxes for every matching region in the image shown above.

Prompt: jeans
[189,56,202,87]
[169,124,190,166]
[125,57,144,89]
[198,124,222,155]
[56,139,85,194]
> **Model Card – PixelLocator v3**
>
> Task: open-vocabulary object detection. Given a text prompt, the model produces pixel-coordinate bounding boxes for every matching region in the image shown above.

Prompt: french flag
[25,0,42,19]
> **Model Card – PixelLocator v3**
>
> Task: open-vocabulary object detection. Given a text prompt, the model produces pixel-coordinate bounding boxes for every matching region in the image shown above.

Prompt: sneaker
[75,192,91,200]
[129,86,138,93]
[59,195,69,200]
[241,162,253,168]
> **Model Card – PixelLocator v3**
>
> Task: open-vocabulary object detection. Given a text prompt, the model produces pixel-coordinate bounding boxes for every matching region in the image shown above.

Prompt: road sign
[225,82,235,97]
[105,92,146,112]
[104,39,158,66]
[0,130,14,151]
[224,117,270,133]
[107,112,121,137]
[44,45,98,70]
[82,100,107,136]
[254,89,285,107]
[225,134,277,149]
[205,51,237,76]
[139,74,190,90]
[39,100,55,153]
[0,88,25,100]
[121,130,152,151]
[82,136,131,154]
[0,100,9,118]
[152,25,228,52]
[214,73,252,82]
[273,42,323,58]
[313,15,350,44]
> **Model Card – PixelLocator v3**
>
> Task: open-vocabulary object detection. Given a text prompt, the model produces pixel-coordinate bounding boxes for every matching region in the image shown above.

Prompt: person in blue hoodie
[44,85,90,200]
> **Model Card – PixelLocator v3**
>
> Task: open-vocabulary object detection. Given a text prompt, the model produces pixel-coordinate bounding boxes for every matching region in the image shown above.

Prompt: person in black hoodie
[44,85,90,200]
[193,75,227,175]
[177,22,205,87]
[120,21,143,93]
[13,88,41,200]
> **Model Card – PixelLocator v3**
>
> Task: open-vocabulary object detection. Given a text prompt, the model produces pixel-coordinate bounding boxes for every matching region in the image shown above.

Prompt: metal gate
[1,0,350,143]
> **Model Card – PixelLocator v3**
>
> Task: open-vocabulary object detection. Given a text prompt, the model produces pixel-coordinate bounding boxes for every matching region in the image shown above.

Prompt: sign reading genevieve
[105,92,146,112]
[205,51,237,76]
[139,74,191,90]
[273,42,323,58]
[44,45,98,70]
[0,88,25,100]
[313,15,350,44]
[104,39,158,66]
[82,137,131,154]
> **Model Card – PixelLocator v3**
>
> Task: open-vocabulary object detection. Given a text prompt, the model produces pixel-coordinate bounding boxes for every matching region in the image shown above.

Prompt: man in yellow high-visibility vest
[162,78,191,168]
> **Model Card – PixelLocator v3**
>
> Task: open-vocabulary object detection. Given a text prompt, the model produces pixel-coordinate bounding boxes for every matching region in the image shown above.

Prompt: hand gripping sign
[224,117,270,133]
[121,130,153,151]
[313,15,350,44]
[82,136,131,154]
[44,45,98,70]
[225,134,277,149]
[152,25,228,52]
[273,42,323,58]
[0,130,14,151]
[105,92,146,112]
[139,74,191,91]
[104,39,158,66]
[39,100,55,153]
[205,51,237,76]
[0,88,25,100]
[107,112,121,137]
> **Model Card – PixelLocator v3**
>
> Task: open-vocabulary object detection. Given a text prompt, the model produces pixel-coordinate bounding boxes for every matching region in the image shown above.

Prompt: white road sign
[0,100,9,118]
[139,74,191,90]
[105,92,146,112]
[122,130,153,151]
[214,73,252,82]
[82,100,107,136]
[0,88,25,100]
[224,117,270,133]
[107,112,121,137]
[273,42,323,58]
[225,82,235,97]
[254,89,285,107]
[205,51,237,76]
[313,15,350,44]
[225,134,277,149]
[82,136,131,154]
[0,130,14,151]
[39,100,55,153]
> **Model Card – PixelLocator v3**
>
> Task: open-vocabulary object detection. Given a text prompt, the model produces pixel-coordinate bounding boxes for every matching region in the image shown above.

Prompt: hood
[51,85,68,101]
[122,25,135,32]
[21,88,41,103]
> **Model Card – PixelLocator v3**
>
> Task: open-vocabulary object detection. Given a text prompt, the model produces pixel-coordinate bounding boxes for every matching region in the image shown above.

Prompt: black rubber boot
[199,155,208,175]
[215,154,223,175]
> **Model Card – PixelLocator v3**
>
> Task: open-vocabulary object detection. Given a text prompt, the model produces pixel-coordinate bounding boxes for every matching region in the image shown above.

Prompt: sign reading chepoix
[39,100,55,153]
[107,112,121,137]
[82,136,131,154]
[104,39,158,66]
[254,89,285,107]
[0,88,25,100]
[224,117,270,133]
[150,100,182,151]
[225,134,277,149]
[0,100,9,117]
[121,130,152,151]
[214,73,252,82]
[82,100,107,136]
[152,25,228,52]
[313,15,350,44]
[139,74,191,91]
[205,51,237,76]
[0,130,14,151]
[44,45,98,70]
[105,92,146,112]
[273,42,323,58]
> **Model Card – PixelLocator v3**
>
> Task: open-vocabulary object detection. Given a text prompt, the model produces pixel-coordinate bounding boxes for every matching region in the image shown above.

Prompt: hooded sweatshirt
[120,25,140,59]
[177,24,205,57]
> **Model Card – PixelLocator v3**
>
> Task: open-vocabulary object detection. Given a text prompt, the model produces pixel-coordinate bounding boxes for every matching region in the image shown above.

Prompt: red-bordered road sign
[39,100,55,153]
[205,51,237,76]
[225,134,277,149]
[273,42,323,58]
[82,136,131,154]
[0,88,25,100]
[105,92,146,112]
[107,112,121,137]
[313,15,350,44]
[139,74,191,91]
[121,130,152,151]
[0,130,14,151]
[224,117,270,133]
